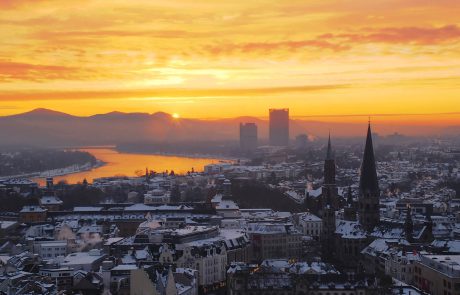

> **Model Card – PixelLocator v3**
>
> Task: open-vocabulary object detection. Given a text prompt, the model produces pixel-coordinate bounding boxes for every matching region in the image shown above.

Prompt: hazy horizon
[0,107,458,145]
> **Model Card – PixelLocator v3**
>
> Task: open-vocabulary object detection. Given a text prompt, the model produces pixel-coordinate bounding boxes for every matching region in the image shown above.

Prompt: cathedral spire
[323,133,336,186]
[326,132,333,160]
[360,123,379,195]
[358,122,380,231]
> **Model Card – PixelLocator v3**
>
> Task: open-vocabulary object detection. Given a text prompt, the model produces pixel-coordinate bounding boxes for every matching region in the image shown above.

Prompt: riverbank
[0,161,105,181]
[26,148,230,185]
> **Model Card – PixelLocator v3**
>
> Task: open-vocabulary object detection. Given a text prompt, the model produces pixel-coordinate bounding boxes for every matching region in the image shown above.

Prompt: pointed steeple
[358,122,380,231]
[323,133,336,186]
[326,132,333,160]
[359,123,379,195]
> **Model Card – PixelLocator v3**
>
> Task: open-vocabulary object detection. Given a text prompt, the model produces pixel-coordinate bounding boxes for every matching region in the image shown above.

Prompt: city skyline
[1,2,460,294]
[0,0,459,125]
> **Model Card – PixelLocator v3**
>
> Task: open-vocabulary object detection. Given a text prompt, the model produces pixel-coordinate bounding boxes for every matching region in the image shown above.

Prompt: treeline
[445,180,460,198]
[56,184,106,209]
[0,149,97,176]
[0,192,38,212]
[230,181,303,212]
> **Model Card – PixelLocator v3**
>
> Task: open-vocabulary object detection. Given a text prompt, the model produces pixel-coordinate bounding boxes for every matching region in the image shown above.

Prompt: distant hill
[0,108,458,148]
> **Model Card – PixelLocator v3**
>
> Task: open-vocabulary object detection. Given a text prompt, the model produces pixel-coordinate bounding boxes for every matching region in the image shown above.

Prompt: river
[33,148,227,185]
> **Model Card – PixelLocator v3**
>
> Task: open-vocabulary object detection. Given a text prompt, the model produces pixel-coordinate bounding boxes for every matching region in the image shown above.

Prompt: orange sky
[0,0,459,123]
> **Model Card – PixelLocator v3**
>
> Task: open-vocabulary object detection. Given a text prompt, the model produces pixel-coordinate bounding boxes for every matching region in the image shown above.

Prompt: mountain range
[0,108,458,148]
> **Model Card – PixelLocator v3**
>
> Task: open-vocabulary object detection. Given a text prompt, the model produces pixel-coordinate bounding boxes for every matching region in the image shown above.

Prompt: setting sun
[172,113,180,119]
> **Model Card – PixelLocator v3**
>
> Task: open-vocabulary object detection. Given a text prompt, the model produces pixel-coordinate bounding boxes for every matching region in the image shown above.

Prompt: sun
[172,113,180,119]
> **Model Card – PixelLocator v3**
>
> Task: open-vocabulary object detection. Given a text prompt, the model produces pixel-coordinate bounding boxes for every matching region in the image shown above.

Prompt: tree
[170,185,181,203]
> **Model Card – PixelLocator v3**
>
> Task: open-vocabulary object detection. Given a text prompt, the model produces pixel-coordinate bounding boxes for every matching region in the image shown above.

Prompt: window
[453,283,460,290]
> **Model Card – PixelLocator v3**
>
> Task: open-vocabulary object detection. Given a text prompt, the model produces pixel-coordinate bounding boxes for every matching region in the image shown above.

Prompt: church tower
[322,133,338,210]
[344,186,357,221]
[321,134,337,260]
[405,205,414,243]
[358,123,380,231]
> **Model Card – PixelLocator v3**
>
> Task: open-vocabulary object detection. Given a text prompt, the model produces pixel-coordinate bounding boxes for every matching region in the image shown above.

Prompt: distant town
[0,108,459,295]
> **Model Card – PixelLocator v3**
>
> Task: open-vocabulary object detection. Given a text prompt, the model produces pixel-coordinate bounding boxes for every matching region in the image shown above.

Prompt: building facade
[414,255,460,295]
[240,123,258,151]
[269,108,289,146]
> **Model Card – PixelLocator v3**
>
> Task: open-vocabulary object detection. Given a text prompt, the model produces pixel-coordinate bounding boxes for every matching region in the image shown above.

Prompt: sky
[0,0,459,123]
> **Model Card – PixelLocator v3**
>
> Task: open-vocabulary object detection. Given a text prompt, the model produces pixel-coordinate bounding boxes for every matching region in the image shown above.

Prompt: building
[39,267,73,291]
[130,268,160,295]
[385,249,420,285]
[358,123,380,232]
[227,260,372,295]
[144,189,171,205]
[72,271,104,294]
[321,135,338,260]
[39,195,63,211]
[130,267,198,295]
[414,254,460,295]
[19,206,47,224]
[296,212,322,239]
[240,123,258,151]
[159,242,228,289]
[269,108,289,146]
[33,240,68,259]
[247,223,302,261]
[60,249,107,272]
[110,264,138,294]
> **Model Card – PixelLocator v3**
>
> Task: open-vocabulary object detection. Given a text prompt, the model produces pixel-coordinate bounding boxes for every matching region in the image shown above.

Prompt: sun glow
[0,0,459,123]
[172,113,180,119]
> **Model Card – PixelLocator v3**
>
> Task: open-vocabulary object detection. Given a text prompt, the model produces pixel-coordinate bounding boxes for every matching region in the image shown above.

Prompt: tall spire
[323,133,336,186]
[358,122,380,231]
[359,123,379,194]
[326,132,333,160]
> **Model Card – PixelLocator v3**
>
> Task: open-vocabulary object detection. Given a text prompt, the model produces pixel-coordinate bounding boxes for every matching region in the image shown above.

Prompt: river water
[33,148,226,185]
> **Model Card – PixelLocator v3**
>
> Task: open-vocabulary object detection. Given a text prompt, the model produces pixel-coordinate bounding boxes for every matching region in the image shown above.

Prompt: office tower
[269,108,289,146]
[239,123,258,151]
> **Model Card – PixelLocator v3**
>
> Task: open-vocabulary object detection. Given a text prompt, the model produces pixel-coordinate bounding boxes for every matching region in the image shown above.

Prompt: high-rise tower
[269,108,289,146]
[239,123,258,151]
[358,123,380,231]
